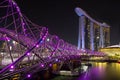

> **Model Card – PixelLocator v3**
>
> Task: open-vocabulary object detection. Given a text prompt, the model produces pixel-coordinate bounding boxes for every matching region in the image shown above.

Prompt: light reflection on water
[51,62,120,80]
[77,62,120,80]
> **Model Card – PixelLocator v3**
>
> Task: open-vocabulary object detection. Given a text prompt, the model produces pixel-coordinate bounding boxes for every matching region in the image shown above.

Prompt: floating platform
[54,63,91,76]
[59,70,79,76]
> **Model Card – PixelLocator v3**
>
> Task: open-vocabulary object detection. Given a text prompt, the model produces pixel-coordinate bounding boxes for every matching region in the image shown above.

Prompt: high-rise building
[75,7,110,51]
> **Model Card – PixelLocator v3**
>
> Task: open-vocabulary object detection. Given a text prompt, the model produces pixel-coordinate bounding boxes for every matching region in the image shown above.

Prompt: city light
[27,53,30,56]
[36,45,39,48]
[10,46,12,50]
[27,74,31,78]
[47,38,50,41]
[1,52,4,55]
[13,41,16,44]
[41,64,44,67]
[49,64,52,67]
[10,65,14,69]
[55,58,58,62]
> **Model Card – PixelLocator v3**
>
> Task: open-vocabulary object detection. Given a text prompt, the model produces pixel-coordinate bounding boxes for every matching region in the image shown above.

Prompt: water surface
[51,62,120,80]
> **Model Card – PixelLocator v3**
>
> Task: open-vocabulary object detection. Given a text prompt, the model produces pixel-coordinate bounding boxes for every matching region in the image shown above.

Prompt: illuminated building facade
[75,7,110,51]
[99,45,120,58]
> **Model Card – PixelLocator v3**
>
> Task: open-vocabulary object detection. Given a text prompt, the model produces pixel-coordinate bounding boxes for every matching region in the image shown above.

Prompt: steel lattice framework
[0,0,106,79]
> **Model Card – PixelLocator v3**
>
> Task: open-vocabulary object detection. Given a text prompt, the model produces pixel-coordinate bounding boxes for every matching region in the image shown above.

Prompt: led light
[27,53,30,56]
[13,41,16,44]
[10,65,14,69]
[27,74,31,78]
[55,59,58,62]
[10,46,12,50]
[41,64,44,67]
[36,45,39,48]
[47,38,50,41]
[49,64,52,67]
[1,52,3,55]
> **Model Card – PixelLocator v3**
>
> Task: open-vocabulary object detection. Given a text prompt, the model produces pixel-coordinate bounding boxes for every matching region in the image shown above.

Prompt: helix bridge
[0,0,105,79]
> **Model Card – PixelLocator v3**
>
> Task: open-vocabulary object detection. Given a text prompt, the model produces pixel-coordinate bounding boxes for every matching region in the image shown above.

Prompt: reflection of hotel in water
[75,7,110,51]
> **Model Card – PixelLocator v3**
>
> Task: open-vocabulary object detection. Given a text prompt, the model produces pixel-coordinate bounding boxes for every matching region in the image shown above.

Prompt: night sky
[16,0,120,46]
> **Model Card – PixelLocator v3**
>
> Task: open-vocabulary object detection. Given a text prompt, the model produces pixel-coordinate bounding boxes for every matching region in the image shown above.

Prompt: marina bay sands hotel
[75,7,110,51]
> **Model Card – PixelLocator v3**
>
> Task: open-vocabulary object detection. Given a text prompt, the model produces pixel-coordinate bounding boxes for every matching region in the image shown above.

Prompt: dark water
[51,62,120,80]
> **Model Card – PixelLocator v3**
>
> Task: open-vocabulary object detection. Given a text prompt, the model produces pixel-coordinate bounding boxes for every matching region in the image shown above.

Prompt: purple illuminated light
[27,74,31,78]
[36,45,39,48]
[41,64,44,67]
[49,64,52,67]
[10,65,14,69]
[27,53,30,56]
[55,59,58,62]
[48,56,51,59]
[10,65,14,71]
[6,37,10,42]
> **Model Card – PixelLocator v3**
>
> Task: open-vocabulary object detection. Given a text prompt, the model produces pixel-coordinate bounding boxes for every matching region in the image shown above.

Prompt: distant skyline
[16,0,120,45]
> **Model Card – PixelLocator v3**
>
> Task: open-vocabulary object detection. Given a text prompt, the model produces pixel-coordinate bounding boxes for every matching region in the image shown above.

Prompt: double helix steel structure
[0,0,106,79]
